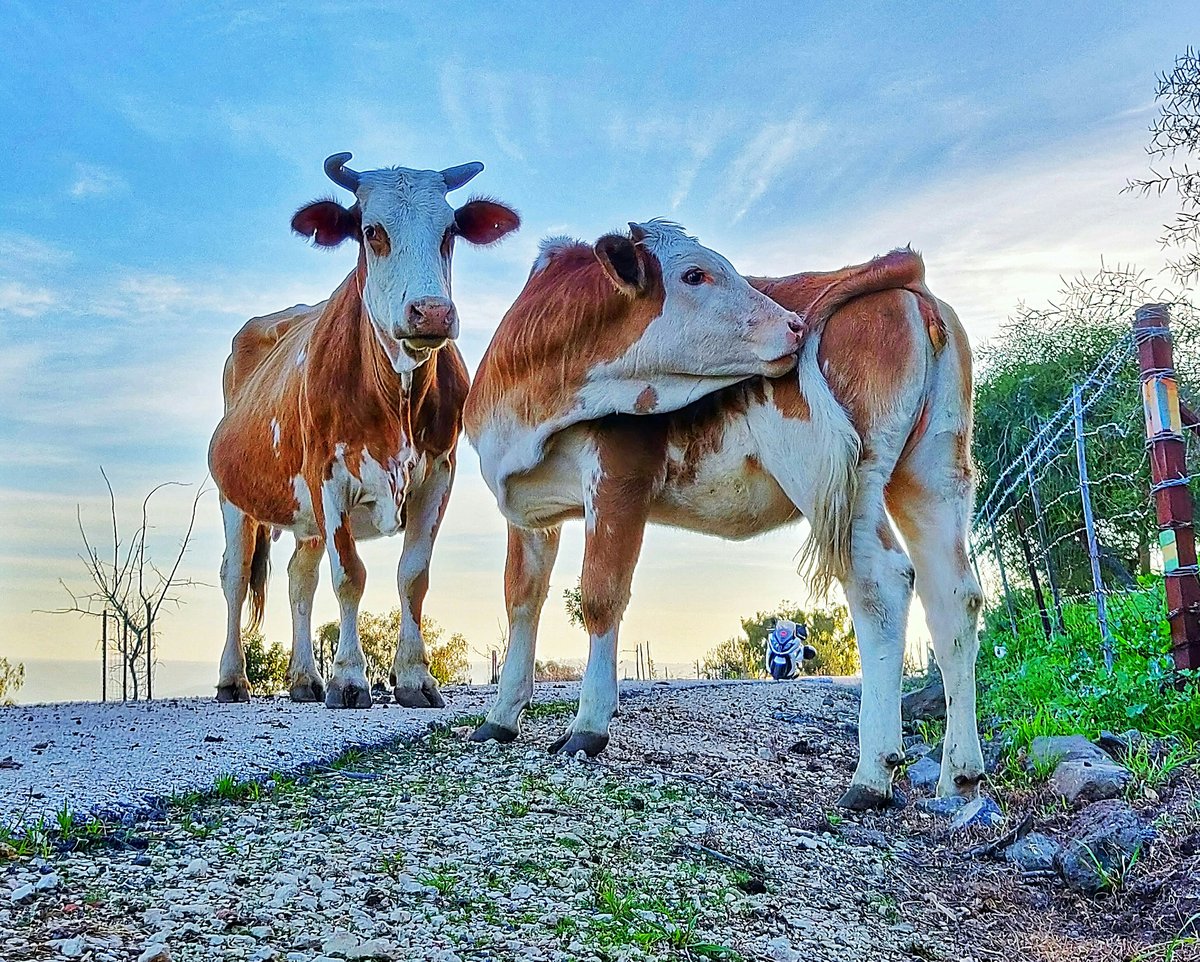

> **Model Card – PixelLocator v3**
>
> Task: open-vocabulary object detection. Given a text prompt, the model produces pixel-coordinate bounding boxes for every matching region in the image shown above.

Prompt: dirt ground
[3,680,1198,961]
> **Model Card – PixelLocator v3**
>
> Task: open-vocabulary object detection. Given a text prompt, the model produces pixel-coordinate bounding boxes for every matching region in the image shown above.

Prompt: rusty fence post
[1135,303,1200,672]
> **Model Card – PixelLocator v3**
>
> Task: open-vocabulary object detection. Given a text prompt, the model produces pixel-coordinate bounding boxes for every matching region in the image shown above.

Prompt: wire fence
[970,305,1200,671]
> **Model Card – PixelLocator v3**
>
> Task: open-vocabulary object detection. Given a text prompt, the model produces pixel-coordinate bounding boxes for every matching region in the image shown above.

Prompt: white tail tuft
[794,332,860,595]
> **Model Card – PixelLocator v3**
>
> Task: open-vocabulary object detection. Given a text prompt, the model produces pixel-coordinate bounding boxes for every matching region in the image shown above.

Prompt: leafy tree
[242,627,288,694]
[426,624,470,686]
[0,658,25,705]
[316,609,469,685]
[701,601,859,678]
[564,579,584,629]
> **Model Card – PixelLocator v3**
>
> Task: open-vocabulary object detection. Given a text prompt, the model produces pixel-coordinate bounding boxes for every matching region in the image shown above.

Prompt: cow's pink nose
[403,297,458,339]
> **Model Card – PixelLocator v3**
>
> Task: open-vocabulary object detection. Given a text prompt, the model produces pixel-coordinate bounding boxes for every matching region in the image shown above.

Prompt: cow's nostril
[787,317,804,335]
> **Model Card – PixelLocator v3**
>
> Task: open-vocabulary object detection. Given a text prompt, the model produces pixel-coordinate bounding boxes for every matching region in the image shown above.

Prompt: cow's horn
[441,162,484,192]
[324,152,361,193]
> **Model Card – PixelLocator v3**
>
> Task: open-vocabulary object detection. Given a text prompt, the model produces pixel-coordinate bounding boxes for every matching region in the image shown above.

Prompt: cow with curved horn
[209,153,519,709]
[465,224,984,809]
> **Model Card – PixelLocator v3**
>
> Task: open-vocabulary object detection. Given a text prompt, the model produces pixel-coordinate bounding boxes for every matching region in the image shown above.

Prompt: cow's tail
[247,524,271,631]
[794,332,860,597]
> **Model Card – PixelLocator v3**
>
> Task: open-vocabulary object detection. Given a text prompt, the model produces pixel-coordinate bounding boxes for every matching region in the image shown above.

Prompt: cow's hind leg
[471,523,561,743]
[217,499,256,703]
[287,537,325,702]
[391,454,454,708]
[838,483,915,810]
[550,421,660,757]
[323,511,372,709]
[887,439,985,797]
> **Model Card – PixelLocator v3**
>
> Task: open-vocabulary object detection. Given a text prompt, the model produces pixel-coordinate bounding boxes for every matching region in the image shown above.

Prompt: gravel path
[1,679,1155,961]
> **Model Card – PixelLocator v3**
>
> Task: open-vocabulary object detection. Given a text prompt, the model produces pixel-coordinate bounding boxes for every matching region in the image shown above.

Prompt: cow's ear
[454,199,520,246]
[593,233,645,295]
[292,200,360,247]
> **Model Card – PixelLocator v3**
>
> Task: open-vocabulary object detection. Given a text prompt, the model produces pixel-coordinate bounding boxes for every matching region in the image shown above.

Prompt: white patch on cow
[295,349,306,367]
[580,439,603,534]
[270,418,281,454]
[290,475,320,540]
[355,445,411,536]
[531,235,580,275]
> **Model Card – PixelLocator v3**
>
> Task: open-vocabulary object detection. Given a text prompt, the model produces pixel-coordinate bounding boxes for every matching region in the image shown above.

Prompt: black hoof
[289,680,325,703]
[393,683,446,709]
[837,784,894,812]
[216,683,250,704]
[469,722,519,744]
[548,731,609,757]
[325,683,373,709]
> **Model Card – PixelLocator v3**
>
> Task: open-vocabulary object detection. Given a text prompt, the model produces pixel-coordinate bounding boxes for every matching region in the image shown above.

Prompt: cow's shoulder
[225,302,324,405]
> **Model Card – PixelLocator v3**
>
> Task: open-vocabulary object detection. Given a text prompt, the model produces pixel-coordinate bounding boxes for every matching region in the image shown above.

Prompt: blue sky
[0,2,1194,697]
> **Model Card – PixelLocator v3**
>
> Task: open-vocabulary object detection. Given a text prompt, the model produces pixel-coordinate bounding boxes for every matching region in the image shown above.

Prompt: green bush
[979,577,1200,746]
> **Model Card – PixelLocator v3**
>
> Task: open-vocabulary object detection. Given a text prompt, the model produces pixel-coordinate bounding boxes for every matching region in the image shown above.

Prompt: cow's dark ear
[454,199,520,246]
[292,200,360,247]
[593,233,645,295]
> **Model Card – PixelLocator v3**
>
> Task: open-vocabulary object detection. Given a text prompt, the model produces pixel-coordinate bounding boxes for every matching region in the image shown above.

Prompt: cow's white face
[599,221,803,381]
[292,155,520,373]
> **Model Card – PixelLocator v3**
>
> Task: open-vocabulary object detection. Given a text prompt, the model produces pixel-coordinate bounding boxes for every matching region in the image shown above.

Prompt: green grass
[417,869,459,896]
[586,869,740,959]
[979,578,1200,748]
[525,700,579,720]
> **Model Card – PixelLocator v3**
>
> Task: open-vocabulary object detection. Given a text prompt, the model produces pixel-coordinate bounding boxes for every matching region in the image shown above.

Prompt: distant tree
[316,609,470,686]
[0,658,25,705]
[42,468,205,701]
[701,600,859,679]
[564,579,584,629]
[535,659,584,682]
[242,627,288,694]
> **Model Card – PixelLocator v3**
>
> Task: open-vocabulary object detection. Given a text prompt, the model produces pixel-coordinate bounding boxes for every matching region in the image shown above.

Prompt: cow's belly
[652,429,800,540]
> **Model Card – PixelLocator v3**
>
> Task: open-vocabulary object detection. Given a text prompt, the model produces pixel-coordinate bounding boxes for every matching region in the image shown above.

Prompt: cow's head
[292,152,520,372]
[593,220,803,381]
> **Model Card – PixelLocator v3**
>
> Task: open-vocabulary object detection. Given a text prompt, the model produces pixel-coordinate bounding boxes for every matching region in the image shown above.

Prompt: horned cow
[208,153,519,709]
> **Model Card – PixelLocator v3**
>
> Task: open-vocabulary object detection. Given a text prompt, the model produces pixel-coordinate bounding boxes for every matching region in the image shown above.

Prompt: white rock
[35,872,61,892]
[10,883,34,902]
[183,857,209,877]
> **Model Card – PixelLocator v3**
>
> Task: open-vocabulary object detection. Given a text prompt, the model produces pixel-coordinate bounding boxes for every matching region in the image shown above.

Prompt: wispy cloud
[0,281,57,317]
[69,163,127,199]
[718,113,824,222]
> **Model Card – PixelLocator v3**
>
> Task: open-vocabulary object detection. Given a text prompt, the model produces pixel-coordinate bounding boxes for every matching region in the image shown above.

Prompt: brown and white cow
[465,222,984,809]
[208,153,519,709]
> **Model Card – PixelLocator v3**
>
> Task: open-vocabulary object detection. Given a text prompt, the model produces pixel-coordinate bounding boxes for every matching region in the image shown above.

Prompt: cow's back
[223,303,324,411]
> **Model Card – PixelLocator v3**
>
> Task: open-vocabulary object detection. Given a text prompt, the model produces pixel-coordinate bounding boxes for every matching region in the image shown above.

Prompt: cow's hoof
[289,679,325,703]
[216,682,250,703]
[548,731,609,757]
[325,682,373,709]
[469,721,519,744]
[837,783,894,812]
[393,682,446,709]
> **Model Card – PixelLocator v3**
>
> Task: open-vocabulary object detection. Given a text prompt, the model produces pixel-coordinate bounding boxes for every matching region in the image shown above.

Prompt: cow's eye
[682,268,706,286]
[363,225,377,240]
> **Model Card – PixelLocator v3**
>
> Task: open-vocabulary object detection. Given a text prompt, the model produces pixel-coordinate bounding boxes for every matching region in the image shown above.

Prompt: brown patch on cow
[769,374,811,421]
[579,416,667,635]
[635,385,658,413]
[332,517,366,592]
[464,237,666,433]
[876,519,901,553]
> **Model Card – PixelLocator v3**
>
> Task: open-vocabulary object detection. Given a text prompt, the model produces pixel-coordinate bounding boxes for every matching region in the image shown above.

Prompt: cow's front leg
[550,424,658,757]
[323,506,373,709]
[286,537,325,702]
[391,454,454,708]
[471,523,561,743]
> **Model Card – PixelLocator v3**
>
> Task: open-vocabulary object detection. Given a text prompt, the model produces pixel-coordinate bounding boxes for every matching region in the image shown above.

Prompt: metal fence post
[1073,384,1116,671]
[1024,448,1064,633]
[1134,303,1200,672]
